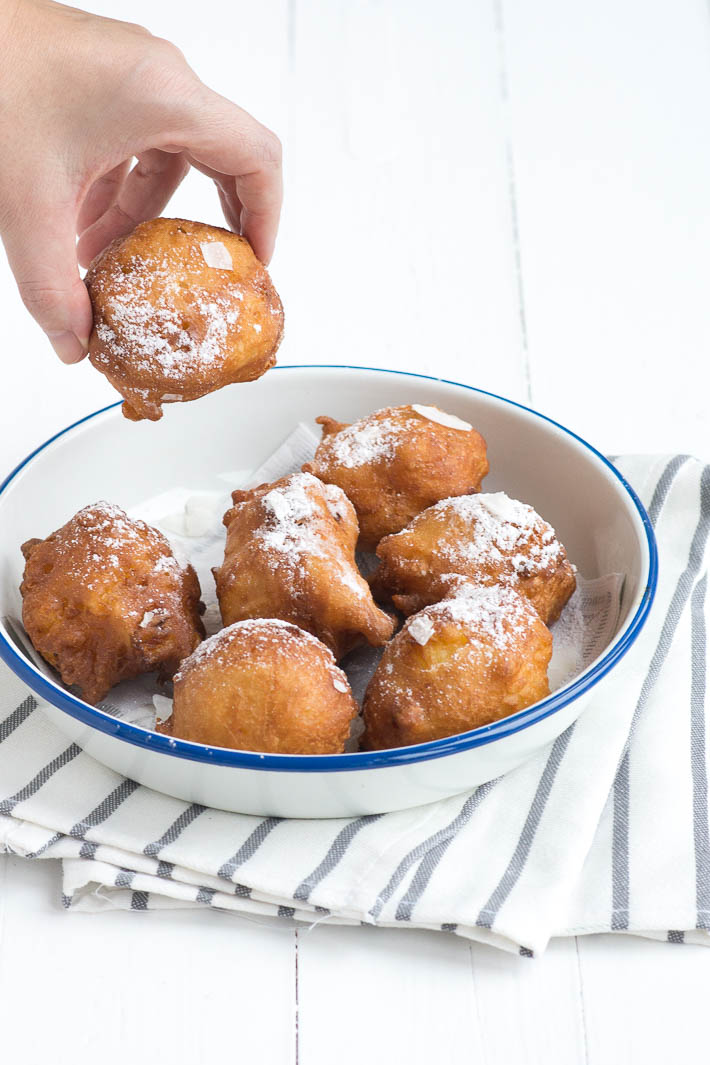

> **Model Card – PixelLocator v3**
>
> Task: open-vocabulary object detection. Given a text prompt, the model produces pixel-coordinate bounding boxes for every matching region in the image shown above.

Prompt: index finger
[177,89,282,263]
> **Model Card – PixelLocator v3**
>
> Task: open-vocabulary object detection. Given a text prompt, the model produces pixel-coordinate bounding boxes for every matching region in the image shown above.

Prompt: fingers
[210,171,244,232]
[236,163,283,265]
[2,209,92,363]
[180,88,282,263]
[76,159,132,236]
[213,182,241,234]
[76,149,190,268]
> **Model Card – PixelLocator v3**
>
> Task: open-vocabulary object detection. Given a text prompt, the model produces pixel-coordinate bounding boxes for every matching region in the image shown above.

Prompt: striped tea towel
[1,454,708,956]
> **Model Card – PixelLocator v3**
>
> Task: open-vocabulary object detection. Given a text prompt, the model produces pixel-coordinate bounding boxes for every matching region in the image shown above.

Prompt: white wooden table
[2,1,709,1059]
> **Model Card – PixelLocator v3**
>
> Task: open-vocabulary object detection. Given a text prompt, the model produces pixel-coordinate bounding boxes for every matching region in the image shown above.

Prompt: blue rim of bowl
[0,365,658,772]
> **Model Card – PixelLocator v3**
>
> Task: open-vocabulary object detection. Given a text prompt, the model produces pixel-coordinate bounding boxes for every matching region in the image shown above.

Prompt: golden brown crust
[373,492,576,624]
[86,217,284,421]
[169,619,358,754]
[362,586,552,750]
[213,472,395,659]
[302,405,489,550]
[20,503,205,705]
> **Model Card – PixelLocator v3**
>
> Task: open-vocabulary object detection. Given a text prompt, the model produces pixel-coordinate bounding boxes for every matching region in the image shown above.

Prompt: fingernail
[47,331,87,364]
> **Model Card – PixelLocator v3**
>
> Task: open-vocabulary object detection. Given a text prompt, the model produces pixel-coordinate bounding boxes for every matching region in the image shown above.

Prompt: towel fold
[1,454,708,956]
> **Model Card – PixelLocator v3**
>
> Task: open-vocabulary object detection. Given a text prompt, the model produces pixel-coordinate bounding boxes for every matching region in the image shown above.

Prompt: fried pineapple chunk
[362,585,552,750]
[20,502,205,704]
[373,491,576,624]
[213,472,395,659]
[169,619,358,754]
[303,404,489,550]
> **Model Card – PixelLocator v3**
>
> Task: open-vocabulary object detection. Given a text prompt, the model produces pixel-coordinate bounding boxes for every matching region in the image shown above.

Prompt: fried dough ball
[302,404,489,550]
[169,619,358,754]
[362,585,552,750]
[86,217,284,421]
[373,491,576,624]
[213,472,394,659]
[20,503,205,705]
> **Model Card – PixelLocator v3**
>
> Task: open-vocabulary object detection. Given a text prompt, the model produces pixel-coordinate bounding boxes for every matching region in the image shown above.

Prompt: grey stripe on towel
[293,814,384,903]
[69,779,140,838]
[218,817,283,880]
[396,783,494,921]
[23,832,63,859]
[131,891,149,910]
[115,868,136,888]
[612,463,710,930]
[370,782,497,922]
[0,743,82,816]
[647,455,691,525]
[477,726,575,929]
[0,696,37,744]
[143,803,206,857]
[690,574,710,930]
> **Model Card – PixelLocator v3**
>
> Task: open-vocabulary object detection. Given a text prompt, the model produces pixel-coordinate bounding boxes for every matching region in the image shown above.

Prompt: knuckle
[109,202,140,229]
[225,124,283,170]
[148,35,189,71]
[118,19,151,38]
[261,130,283,167]
[254,127,281,167]
[16,279,67,320]
[133,157,163,181]
[120,36,192,102]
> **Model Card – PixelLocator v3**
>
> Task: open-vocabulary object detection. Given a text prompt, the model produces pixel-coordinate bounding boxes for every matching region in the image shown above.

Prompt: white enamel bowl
[0,366,657,817]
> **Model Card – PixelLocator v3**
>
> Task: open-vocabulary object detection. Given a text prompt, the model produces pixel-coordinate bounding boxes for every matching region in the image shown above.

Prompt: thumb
[2,209,93,364]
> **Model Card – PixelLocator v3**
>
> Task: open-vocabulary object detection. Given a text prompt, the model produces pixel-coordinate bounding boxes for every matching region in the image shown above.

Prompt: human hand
[0,0,282,363]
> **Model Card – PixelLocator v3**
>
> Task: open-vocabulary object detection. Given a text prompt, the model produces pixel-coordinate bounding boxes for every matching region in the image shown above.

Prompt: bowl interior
[0,366,650,745]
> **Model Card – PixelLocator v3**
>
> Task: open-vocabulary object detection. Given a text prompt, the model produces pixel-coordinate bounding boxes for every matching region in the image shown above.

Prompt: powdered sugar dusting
[34,501,188,591]
[321,404,475,470]
[327,416,404,468]
[430,493,564,580]
[175,617,334,680]
[92,253,243,382]
[427,584,538,654]
[239,472,366,600]
[321,482,352,523]
[262,475,315,527]
[411,404,472,431]
[175,617,354,701]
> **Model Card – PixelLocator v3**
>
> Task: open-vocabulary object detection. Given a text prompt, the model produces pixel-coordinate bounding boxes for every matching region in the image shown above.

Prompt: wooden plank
[0,854,296,1063]
[279,0,528,399]
[298,924,485,1063]
[502,0,710,458]
[469,937,587,1064]
[578,934,710,1062]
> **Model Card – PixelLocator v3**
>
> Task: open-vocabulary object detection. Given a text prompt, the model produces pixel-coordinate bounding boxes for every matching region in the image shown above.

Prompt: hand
[0,0,283,363]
